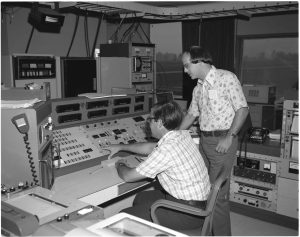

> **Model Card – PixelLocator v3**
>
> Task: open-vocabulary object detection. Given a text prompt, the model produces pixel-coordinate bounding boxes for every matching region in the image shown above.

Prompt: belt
[164,192,207,208]
[201,130,229,137]
[182,200,207,208]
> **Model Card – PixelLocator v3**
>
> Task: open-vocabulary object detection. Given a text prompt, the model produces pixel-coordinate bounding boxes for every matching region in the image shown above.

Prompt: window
[150,22,183,97]
[240,35,298,100]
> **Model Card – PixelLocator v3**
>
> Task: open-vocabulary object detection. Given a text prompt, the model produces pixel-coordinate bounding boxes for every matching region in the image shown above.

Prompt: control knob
[9,187,16,192]
[18,182,24,189]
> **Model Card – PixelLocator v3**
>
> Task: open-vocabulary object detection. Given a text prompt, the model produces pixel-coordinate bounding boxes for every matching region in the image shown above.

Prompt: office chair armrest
[151,199,211,225]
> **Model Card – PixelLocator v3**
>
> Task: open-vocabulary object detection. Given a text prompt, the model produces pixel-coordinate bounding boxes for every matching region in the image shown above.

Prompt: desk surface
[52,154,151,206]
[240,138,281,157]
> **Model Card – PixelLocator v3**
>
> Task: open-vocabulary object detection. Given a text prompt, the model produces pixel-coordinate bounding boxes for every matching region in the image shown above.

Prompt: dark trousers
[121,188,206,231]
[199,134,238,236]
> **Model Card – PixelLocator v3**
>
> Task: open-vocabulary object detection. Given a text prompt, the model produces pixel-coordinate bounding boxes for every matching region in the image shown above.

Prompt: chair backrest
[200,165,231,236]
[150,165,231,236]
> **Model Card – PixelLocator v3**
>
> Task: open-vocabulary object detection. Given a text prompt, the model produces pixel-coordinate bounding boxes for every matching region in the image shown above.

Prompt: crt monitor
[60,57,96,98]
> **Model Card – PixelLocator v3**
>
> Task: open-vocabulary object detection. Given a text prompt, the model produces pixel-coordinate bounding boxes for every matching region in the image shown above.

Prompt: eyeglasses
[146,117,155,122]
[183,59,201,69]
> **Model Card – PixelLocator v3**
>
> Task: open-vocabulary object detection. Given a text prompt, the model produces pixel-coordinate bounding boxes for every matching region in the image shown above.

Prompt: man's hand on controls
[115,159,127,169]
[115,160,129,179]
[215,135,233,153]
[103,144,121,159]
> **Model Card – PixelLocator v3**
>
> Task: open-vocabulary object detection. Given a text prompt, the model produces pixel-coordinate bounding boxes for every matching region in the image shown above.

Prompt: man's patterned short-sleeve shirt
[188,66,248,131]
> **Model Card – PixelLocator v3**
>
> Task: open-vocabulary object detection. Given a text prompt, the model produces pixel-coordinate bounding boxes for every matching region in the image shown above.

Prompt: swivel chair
[150,165,230,236]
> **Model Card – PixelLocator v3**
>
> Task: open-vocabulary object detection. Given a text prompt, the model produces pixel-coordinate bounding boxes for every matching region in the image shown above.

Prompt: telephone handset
[11,113,29,134]
[11,113,39,186]
[248,127,269,144]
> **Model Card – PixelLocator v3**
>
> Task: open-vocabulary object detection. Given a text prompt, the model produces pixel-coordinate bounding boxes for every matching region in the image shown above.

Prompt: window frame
[150,22,184,98]
[235,33,298,83]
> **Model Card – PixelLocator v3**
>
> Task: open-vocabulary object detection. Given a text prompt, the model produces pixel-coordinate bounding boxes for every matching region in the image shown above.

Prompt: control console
[51,94,151,172]
[53,115,148,168]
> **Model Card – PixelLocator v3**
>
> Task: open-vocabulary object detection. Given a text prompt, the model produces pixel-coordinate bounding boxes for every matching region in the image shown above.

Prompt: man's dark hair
[188,46,213,65]
[152,101,183,130]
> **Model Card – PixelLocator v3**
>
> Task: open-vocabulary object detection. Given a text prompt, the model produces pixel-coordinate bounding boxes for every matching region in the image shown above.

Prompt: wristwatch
[228,132,237,138]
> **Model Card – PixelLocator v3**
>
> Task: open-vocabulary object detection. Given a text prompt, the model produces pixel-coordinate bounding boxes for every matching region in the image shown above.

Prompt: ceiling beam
[164,1,298,15]
[57,1,298,19]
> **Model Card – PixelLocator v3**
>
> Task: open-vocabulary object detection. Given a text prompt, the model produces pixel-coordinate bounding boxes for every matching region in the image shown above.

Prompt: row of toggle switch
[1,182,33,195]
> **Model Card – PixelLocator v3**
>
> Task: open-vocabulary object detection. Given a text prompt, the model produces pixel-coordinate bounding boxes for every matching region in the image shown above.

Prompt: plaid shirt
[188,66,248,131]
[136,130,210,201]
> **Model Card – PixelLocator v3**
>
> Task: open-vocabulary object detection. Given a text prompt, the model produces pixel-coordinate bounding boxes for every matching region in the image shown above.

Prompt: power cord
[238,130,249,167]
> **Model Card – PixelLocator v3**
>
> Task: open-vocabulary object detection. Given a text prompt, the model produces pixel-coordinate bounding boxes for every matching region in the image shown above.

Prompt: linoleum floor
[230,212,298,236]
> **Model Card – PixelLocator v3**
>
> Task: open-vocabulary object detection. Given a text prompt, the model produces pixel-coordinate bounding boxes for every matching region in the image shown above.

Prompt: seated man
[105,101,211,230]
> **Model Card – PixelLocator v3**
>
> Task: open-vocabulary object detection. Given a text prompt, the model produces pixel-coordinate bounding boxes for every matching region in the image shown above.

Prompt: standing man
[105,101,211,230]
[180,46,249,236]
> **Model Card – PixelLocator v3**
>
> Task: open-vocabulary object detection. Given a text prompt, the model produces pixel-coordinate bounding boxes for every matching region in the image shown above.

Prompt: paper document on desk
[78,93,126,99]
[100,155,145,168]
[1,98,41,108]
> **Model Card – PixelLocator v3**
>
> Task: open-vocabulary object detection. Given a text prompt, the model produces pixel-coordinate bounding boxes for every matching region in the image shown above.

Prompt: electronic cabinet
[11,54,60,98]
[99,43,155,94]
[277,100,298,218]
